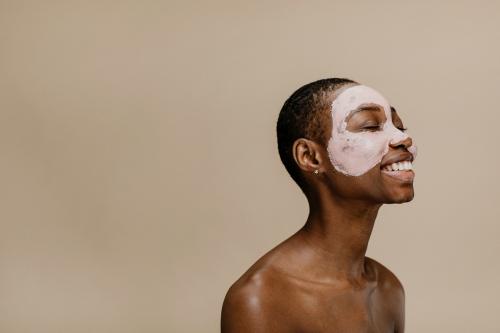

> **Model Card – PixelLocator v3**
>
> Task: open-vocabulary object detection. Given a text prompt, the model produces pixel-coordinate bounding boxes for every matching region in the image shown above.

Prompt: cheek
[328,131,389,176]
[347,134,387,157]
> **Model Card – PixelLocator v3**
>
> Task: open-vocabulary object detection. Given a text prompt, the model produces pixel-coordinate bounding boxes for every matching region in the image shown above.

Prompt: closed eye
[362,125,382,131]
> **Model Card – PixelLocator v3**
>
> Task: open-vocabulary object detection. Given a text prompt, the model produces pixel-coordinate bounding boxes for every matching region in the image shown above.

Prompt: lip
[381,169,415,183]
[380,151,413,169]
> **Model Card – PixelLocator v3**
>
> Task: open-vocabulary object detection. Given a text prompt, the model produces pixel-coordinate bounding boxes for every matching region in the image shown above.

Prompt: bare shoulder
[222,269,269,330]
[221,265,292,332]
[221,243,298,333]
[366,257,405,296]
[366,257,405,331]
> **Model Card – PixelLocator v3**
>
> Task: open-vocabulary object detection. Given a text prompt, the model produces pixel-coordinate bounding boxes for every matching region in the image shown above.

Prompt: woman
[221,78,416,333]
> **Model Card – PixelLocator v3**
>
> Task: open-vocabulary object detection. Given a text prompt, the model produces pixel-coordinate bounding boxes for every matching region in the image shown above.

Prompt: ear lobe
[292,138,322,173]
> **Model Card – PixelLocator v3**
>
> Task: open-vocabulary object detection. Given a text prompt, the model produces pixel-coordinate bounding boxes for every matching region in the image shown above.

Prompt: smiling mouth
[381,170,414,184]
[380,161,415,183]
[381,161,413,172]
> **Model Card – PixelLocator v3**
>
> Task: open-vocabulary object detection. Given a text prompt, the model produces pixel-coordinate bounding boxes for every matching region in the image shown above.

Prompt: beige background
[1,1,500,332]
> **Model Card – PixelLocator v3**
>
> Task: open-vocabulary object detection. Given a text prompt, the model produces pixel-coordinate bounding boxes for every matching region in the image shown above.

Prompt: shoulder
[221,266,291,333]
[366,257,405,331]
[221,234,311,332]
[221,236,304,333]
[366,257,405,296]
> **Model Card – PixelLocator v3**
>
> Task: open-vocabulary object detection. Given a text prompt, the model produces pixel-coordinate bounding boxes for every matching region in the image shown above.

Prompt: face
[325,85,417,203]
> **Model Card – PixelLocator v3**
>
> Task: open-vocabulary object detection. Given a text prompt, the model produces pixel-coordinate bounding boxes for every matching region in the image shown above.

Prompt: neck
[299,190,381,280]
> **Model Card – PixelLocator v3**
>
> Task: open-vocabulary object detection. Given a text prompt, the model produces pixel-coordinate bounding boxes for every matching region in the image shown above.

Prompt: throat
[300,196,380,280]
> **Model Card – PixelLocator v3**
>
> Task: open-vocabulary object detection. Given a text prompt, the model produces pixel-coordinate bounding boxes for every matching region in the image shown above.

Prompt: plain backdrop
[1,1,500,332]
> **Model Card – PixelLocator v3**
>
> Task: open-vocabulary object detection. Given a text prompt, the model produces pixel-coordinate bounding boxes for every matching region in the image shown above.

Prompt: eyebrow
[346,103,383,121]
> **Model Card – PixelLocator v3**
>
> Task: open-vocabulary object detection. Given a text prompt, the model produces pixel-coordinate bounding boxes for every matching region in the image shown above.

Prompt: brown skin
[222,86,413,333]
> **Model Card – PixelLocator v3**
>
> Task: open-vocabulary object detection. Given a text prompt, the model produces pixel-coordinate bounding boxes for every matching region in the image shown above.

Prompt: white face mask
[326,85,417,176]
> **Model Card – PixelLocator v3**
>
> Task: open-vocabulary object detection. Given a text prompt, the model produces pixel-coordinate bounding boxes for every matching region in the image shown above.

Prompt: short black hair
[276,78,358,187]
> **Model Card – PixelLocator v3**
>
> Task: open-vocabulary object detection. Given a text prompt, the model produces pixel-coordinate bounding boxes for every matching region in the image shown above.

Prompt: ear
[292,138,324,174]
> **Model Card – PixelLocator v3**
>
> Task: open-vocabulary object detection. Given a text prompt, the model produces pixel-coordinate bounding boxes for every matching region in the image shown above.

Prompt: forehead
[332,85,391,116]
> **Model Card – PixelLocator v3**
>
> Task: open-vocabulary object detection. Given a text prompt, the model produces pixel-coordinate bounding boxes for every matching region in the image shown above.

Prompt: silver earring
[314,170,319,174]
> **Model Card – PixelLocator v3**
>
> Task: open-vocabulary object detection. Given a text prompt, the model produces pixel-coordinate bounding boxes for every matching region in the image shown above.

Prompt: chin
[386,188,414,204]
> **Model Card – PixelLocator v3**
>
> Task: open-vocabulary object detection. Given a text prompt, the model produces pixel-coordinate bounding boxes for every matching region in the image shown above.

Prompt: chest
[291,286,396,333]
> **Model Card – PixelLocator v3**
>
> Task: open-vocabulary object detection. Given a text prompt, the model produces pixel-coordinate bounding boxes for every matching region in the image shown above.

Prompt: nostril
[390,136,412,148]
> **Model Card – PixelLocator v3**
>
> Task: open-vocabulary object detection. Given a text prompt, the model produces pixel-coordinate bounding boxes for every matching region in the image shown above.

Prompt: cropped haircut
[276,78,358,187]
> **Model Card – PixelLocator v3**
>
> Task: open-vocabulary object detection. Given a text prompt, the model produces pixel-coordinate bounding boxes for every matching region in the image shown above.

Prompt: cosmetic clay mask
[326,85,417,176]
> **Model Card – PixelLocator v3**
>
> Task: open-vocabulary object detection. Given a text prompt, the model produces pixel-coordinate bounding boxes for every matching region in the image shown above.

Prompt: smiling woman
[221,78,414,333]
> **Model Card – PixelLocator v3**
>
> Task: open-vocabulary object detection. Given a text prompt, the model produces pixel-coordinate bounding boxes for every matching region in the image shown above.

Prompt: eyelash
[362,125,382,131]
[363,126,408,132]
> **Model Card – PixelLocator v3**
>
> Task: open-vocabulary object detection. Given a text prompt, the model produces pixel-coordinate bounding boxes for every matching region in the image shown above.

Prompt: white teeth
[384,161,413,172]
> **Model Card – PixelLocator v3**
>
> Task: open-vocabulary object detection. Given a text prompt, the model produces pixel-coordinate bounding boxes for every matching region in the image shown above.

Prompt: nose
[389,136,412,149]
